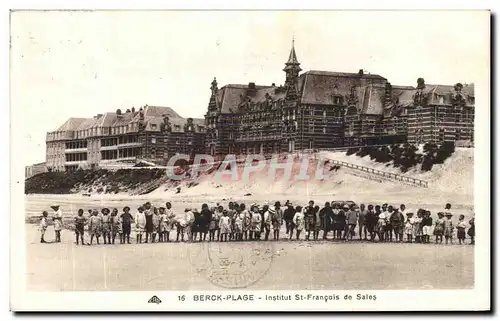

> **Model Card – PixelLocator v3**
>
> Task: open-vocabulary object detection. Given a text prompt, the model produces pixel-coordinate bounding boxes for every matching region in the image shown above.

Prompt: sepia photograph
[10,9,490,311]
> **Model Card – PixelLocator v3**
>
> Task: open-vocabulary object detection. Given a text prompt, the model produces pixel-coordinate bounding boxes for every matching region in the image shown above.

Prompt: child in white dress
[293,207,305,240]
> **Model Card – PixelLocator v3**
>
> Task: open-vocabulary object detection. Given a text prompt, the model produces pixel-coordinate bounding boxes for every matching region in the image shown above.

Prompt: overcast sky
[11,10,489,166]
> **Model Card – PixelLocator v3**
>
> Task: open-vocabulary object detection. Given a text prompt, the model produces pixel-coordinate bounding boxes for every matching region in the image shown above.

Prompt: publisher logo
[148,295,162,304]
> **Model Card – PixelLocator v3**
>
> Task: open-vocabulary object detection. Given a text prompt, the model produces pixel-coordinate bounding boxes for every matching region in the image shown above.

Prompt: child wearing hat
[88,210,102,245]
[101,208,111,244]
[120,206,134,244]
[74,209,87,245]
[456,215,467,245]
[39,211,49,243]
[434,212,445,244]
[443,212,454,244]
[292,206,305,240]
[51,205,63,243]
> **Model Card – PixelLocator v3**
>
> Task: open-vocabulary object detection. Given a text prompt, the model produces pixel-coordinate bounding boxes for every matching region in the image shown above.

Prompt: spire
[284,38,301,71]
[283,37,301,101]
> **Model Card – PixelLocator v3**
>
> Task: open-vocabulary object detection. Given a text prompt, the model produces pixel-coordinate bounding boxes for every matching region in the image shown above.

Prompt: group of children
[39,201,475,246]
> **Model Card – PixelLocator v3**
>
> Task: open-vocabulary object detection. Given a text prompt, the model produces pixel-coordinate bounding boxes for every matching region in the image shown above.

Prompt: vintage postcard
[10,10,490,311]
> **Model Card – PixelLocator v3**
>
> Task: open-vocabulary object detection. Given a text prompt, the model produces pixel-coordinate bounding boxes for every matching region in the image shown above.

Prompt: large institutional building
[44,42,474,172]
[45,106,205,172]
[205,42,474,158]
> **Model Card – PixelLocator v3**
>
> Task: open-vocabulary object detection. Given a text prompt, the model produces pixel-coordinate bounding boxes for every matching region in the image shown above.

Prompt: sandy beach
[25,224,474,291]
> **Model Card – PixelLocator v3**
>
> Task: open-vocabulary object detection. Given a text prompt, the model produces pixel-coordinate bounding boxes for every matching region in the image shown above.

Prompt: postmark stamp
[206,241,274,289]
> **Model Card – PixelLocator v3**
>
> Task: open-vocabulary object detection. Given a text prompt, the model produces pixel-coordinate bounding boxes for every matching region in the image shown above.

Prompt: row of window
[65,153,87,162]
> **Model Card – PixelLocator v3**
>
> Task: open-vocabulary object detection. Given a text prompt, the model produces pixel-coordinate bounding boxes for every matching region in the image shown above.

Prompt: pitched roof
[286,43,300,65]
[142,105,182,118]
[56,118,88,131]
[217,84,286,114]
[298,70,387,114]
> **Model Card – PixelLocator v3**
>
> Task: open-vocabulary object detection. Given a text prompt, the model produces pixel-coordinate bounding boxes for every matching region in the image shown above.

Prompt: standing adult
[319,202,333,240]
[358,203,368,240]
[365,204,378,241]
[304,200,316,241]
[283,203,295,236]
[200,204,212,242]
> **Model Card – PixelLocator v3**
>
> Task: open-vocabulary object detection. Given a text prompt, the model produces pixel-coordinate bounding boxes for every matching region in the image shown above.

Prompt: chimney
[358,69,364,76]
[247,82,257,96]
[272,83,276,87]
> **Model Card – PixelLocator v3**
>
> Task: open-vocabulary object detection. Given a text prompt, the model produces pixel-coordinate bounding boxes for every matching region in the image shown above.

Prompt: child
[165,202,176,241]
[468,216,475,245]
[292,206,305,240]
[152,207,161,243]
[288,205,299,240]
[444,212,454,244]
[209,206,219,242]
[213,205,224,241]
[263,206,273,241]
[51,204,63,243]
[120,206,134,244]
[101,208,111,244]
[192,208,202,242]
[240,203,250,241]
[345,204,358,241]
[88,210,102,245]
[404,213,414,243]
[250,205,262,240]
[40,211,49,243]
[110,208,120,244]
[234,208,243,241]
[313,205,322,241]
[376,213,386,242]
[272,202,283,241]
[414,210,424,243]
[185,207,195,242]
[456,215,467,245]
[157,207,166,242]
[74,209,87,245]
[143,203,154,243]
[135,207,146,244]
[219,210,231,242]
[421,211,433,244]
[390,207,404,242]
[434,212,445,244]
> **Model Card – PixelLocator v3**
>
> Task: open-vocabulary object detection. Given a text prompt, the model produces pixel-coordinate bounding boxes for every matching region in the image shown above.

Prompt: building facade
[204,42,475,158]
[25,162,47,179]
[46,106,205,172]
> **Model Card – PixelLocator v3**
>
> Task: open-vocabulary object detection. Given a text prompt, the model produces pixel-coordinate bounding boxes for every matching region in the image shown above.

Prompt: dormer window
[333,96,343,105]
[151,124,157,129]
